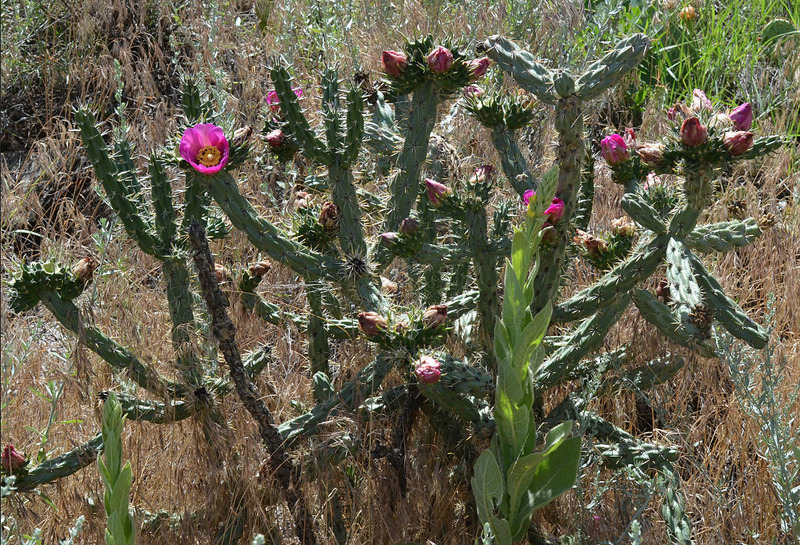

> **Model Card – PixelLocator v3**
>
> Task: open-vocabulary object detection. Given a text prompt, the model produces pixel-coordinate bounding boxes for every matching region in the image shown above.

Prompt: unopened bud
[266,129,285,149]
[214,263,229,284]
[656,279,671,303]
[248,261,271,278]
[399,217,420,236]
[636,143,665,167]
[723,131,754,156]
[611,217,637,237]
[318,202,340,231]
[691,89,711,111]
[380,276,398,294]
[381,50,409,78]
[463,84,485,98]
[1,444,26,473]
[414,355,441,384]
[728,102,752,131]
[466,57,491,80]
[541,223,557,244]
[380,232,399,247]
[72,257,98,285]
[232,126,254,147]
[544,197,565,224]
[680,117,708,147]
[425,178,452,207]
[574,229,609,257]
[358,311,388,337]
[422,304,447,329]
[427,46,453,73]
[601,134,629,166]
[294,191,312,209]
[679,5,696,21]
[469,165,493,184]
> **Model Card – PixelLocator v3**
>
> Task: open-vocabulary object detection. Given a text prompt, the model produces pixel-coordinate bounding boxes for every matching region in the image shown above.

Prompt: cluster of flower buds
[2,444,26,473]
[414,355,441,384]
[381,47,490,80]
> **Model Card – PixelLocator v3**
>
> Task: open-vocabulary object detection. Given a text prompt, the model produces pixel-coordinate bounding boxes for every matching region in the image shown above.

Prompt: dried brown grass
[2,0,799,543]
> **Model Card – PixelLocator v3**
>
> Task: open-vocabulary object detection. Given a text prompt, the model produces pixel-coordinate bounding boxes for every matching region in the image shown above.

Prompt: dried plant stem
[188,220,317,545]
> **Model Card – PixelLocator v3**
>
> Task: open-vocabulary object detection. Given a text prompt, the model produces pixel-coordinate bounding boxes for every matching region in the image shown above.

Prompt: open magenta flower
[266,87,303,113]
[601,134,629,166]
[545,197,565,224]
[179,123,230,175]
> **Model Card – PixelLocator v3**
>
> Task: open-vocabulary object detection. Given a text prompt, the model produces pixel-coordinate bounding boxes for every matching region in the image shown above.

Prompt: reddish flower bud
[691,89,711,111]
[427,46,453,73]
[467,57,491,79]
[232,126,254,147]
[266,129,285,149]
[380,232,399,247]
[469,164,493,184]
[636,143,665,167]
[266,88,303,113]
[728,102,752,131]
[680,117,708,147]
[545,197,565,224]
[667,107,678,121]
[414,355,441,384]
[399,217,420,236]
[425,178,452,206]
[643,172,663,190]
[463,84,484,98]
[723,131,754,156]
[248,261,271,278]
[381,50,409,78]
[601,134,629,166]
[72,257,98,285]
[318,202,340,231]
[2,445,26,473]
[422,304,447,329]
[574,229,608,257]
[358,311,388,337]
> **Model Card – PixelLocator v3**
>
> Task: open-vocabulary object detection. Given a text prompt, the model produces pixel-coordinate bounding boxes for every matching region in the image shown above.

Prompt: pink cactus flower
[1,444,26,473]
[680,117,708,147]
[266,87,303,113]
[425,178,452,206]
[179,123,230,175]
[266,129,285,148]
[427,46,453,73]
[414,355,442,384]
[467,57,491,79]
[463,84,485,98]
[523,189,536,206]
[382,50,409,78]
[691,89,712,111]
[728,102,752,131]
[723,131,754,156]
[601,134,629,166]
[545,197,565,224]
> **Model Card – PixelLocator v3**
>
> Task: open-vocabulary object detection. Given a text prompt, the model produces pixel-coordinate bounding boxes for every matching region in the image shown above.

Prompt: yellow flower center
[197,146,221,167]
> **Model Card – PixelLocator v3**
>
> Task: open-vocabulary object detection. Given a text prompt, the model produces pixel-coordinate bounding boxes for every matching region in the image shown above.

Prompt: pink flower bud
[544,197,565,224]
[728,102,752,131]
[425,178,452,206]
[427,46,453,73]
[723,131,754,156]
[358,311,388,337]
[667,107,678,121]
[691,89,712,111]
[422,304,447,329]
[463,84,484,98]
[414,355,441,384]
[656,279,670,303]
[399,217,420,236]
[467,57,491,79]
[574,229,608,257]
[601,134,629,166]
[380,232,399,247]
[623,128,636,149]
[636,143,665,167]
[680,117,708,147]
[643,172,663,190]
[469,165,493,184]
[382,50,409,78]
[523,189,536,206]
[1,445,26,473]
[266,129,285,148]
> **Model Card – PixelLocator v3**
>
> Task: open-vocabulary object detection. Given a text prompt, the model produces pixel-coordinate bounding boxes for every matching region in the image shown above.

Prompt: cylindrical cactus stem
[380,83,440,250]
[163,258,204,389]
[666,239,703,308]
[466,206,499,355]
[418,196,446,306]
[342,86,364,168]
[490,125,535,196]
[632,288,716,357]
[74,109,158,257]
[38,290,190,398]
[673,160,714,237]
[620,191,668,234]
[686,218,762,254]
[530,92,584,316]
[180,172,213,234]
[329,162,367,257]
[484,35,557,104]
[149,155,177,255]
[574,34,650,101]
[306,286,331,382]
[573,149,595,231]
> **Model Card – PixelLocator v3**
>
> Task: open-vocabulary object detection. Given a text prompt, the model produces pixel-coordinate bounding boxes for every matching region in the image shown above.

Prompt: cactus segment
[537,293,631,390]
[736,135,785,160]
[686,218,762,253]
[666,239,703,308]
[669,204,702,238]
[484,35,556,103]
[599,354,685,395]
[75,109,158,257]
[632,289,716,357]
[688,254,768,348]
[38,290,189,397]
[490,126,535,195]
[573,152,595,231]
[112,392,195,423]
[196,171,338,281]
[149,155,177,255]
[271,65,331,164]
[588,416,679,470]
[329,162,367,257]
[620,191,668,234]
[575,34,650,101]
[8,261,89,313]
[342,86,365,167]
[163,258,204,389]
[278,352,397,447]
[312,372,335,402]
[306,286,331,379]
[3,434,104,492]
[553,234,669,323]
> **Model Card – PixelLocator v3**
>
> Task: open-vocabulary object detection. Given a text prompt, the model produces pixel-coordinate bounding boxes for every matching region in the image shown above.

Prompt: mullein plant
[471,166,581,544]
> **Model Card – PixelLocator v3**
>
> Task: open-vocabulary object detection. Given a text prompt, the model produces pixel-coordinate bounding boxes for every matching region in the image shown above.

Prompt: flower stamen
[197,146,222,167]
